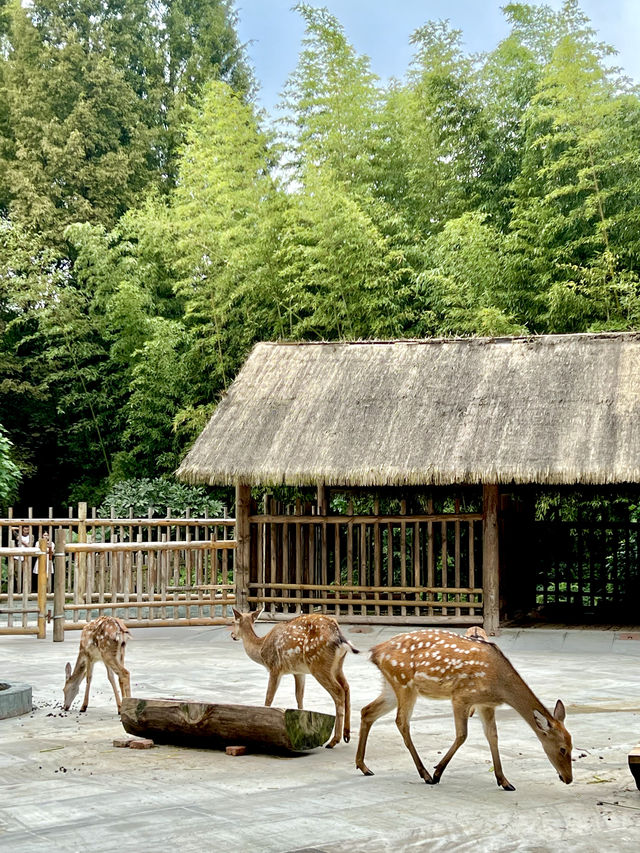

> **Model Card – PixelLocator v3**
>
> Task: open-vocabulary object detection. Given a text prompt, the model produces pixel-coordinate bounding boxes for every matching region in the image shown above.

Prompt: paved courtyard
[1,622,640,853]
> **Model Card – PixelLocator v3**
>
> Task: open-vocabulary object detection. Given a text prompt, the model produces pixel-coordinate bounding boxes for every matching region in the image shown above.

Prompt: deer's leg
[293,674,305,709]
[105,666,123,713]
[356,682,397,776]
[478,705,515,791]
[394,686,433,783]
[314,671,346,749]
[264,671,282,707]
[80,661,94,712]
[431,698,471,784]
[113,658,131,701]
[336,666,351,743]
[120,665,131,700]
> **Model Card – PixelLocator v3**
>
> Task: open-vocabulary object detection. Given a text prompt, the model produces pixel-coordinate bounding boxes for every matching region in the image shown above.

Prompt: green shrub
[98,477,227,518]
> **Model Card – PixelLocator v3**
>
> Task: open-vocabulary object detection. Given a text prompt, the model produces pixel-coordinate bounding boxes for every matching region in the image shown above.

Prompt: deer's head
[230,607,264,641]
[63,661,81,710]
[533,700,573,784]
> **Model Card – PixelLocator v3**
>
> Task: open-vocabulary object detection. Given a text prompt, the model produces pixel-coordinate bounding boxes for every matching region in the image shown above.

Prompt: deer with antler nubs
[63,616,131,713]
[231,608,359,748]
[356,628,573,790]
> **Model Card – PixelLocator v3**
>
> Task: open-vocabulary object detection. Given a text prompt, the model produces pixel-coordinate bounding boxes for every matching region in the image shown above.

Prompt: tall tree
[279,3,379,195]
[511,0,640,331]
[171,80,278,402]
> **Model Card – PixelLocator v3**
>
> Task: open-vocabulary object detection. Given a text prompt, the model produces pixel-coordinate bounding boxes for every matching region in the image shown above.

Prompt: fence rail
[2,499,486,636]
[249,497,483,623]
[532,515,640,621]
[1,507,236,637]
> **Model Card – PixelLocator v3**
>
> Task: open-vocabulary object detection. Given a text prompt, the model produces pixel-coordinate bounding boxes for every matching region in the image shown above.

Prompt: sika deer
[356,628,572,790]
[231,608,359,747]
[63,616,131,713]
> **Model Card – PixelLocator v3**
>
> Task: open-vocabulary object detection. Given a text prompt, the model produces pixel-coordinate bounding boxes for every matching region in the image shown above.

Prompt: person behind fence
[11,524,31,553]
[32,531,54,592]
[9,525,31,593]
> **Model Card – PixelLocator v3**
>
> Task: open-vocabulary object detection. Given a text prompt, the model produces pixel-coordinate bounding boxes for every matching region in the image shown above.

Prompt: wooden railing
[1,511,236,636]
[53,528,236,632]
[2,499,486,634]
[0,542,49,636]
[247,498,483,624]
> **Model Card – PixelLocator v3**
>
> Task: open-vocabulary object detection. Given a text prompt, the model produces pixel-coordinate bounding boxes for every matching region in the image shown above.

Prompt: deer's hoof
[343,732,350,743]
[500,782,516,791]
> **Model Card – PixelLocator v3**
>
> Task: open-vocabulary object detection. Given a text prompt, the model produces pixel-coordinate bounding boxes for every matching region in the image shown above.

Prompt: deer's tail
[338,628,360,654]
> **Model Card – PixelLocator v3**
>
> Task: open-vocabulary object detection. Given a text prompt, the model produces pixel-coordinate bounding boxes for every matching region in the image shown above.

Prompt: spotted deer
[63,616,131,713]
[356,628,573,790]
[231,608,359,747]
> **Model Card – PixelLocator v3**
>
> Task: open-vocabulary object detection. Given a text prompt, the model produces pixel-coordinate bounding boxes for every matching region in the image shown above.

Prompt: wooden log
[120,698,335,753]
[629,743,640,790]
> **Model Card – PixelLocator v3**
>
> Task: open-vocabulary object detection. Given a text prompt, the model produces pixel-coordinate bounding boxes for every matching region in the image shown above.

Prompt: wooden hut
[177,332,640,633]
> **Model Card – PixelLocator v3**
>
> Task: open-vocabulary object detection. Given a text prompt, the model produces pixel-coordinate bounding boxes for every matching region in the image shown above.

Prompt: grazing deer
[231,608,359,748]
[356,628,573,790]
[63,616,131,713]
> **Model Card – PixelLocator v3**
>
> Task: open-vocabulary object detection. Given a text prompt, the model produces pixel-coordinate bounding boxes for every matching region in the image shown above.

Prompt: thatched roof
[177,333,640,488]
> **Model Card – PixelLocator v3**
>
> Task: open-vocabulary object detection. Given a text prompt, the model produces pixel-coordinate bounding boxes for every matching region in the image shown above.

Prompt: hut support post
[482,483,500,636]
[235,484,251,612]
[317,483,328,515]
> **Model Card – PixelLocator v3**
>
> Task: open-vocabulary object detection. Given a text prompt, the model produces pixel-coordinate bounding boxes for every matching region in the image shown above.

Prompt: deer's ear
[533,709,551,733]
[553,700,566,723]
[65,662,71,679]
[232,608,241,620]
[250,607,264,622]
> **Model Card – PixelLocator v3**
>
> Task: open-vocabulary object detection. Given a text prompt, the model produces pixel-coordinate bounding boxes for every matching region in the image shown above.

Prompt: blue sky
[235,1,640,114]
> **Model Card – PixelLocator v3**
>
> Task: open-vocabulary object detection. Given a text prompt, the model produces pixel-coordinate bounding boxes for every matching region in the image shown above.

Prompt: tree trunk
[120,698,335,752]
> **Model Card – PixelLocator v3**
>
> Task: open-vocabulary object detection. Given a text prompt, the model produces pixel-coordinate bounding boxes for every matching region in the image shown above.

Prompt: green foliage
[2,0,640,508]
[98,477,225,519]
[0,420,20,502]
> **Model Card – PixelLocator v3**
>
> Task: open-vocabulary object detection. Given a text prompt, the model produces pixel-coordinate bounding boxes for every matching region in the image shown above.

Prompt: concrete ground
[1,623,640,853]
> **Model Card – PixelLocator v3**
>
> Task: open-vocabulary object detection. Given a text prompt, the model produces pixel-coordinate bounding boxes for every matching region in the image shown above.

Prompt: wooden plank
[66,540,236,553]
[455,520,461,618]
[295,505,302,615]
[469,520,477,617]
[63,617,232,630]
[427,509,434,617]
[250,613,479,625]
[413,520,420,616]
[483,483,500,636]
[235,484,251,612]
[249,513,483,524]
[628,743,640,790]
[120,698,335,752]
[373,500,381,616]
[63,596,237,612]
[249,595,482,608]
[400,500,407,616]
[246,582,482,594]
[347,502,354,617]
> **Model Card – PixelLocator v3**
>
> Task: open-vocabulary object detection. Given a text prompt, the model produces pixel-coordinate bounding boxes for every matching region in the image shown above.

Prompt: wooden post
[37,537,47,640]
[53,530,66,642]
[317,483,327,515]
[235,483,251,612]
[77,501,88,602]
[482,483,500,636]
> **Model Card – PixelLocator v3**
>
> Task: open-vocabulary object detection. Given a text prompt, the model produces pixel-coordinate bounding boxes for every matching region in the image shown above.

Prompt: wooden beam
[235,483,251,611]
[482,483,500,636]
[53,530,66,642]
[120,698,335,752]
